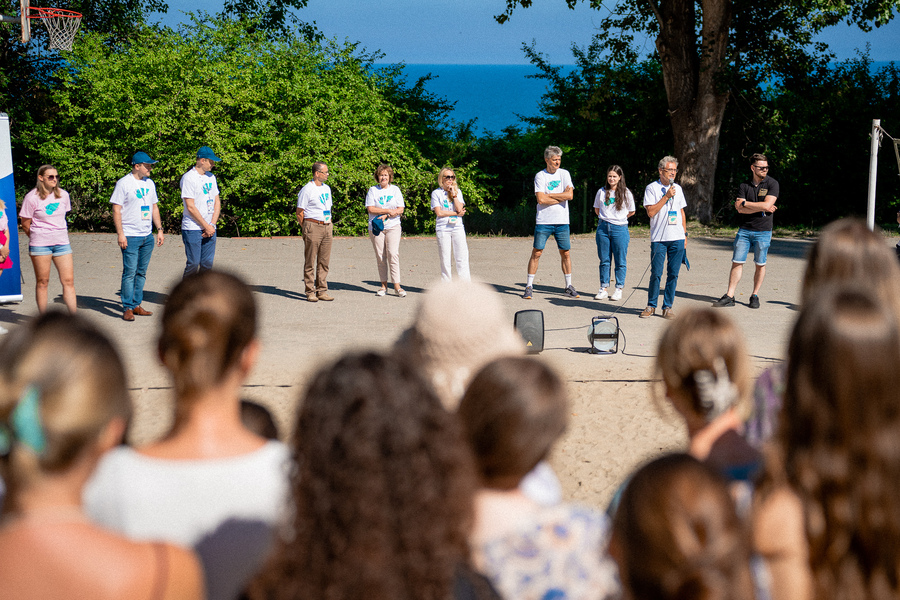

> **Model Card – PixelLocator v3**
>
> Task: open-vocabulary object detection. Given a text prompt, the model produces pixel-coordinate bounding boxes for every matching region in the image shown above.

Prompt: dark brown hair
[604,164,631,212]
[776,285,900,599]
[613,453,754,600]
[255,352,476,600]
[158,270,256,410]
[749,153,767,165]
[457,356,568,489]
[0,312,130,515]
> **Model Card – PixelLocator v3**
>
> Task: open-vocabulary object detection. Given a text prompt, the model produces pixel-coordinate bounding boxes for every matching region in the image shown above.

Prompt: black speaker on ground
[514,309,544,354]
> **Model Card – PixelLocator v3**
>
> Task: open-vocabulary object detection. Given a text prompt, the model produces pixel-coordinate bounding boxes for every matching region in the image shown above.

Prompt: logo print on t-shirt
[136,187,149,200]
[547,181,560,191]
[45,202,60,215]
[319,193,329,204]
[203,182,213,195]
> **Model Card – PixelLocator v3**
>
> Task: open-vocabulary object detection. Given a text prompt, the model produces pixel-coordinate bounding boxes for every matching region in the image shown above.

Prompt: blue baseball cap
[131,151,158,165]
[196,146,221,162]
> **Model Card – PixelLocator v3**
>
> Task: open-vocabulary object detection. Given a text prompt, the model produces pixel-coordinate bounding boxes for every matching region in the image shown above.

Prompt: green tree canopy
[22,16,489,236]
[495,0,900,223]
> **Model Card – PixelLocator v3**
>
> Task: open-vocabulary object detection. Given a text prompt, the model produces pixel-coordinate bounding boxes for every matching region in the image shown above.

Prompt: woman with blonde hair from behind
[85,270,290,600]
[655,307,760,482]
[612,453,754,600]
[0,312,203,600]
[754,285,900,600]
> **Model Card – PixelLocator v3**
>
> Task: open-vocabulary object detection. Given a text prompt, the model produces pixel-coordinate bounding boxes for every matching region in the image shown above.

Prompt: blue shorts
[732,229,771,266]
[30,243,72,257]
[533,224,571,251]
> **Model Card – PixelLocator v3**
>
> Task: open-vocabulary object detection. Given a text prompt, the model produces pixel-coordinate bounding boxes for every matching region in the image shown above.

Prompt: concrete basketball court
[0,229,850,507]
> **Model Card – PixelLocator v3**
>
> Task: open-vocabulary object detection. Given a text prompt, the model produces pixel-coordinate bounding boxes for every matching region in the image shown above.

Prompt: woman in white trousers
[430,167,470,282]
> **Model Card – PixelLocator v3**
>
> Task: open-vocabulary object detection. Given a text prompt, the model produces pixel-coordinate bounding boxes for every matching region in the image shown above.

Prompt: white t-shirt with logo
[365,184,404,230]
[110,173,159,237]
[430,188,466,232]
[534,168,573,225]
[296,181,333,223]
[180,168,219,231]
[643,180,687,242]
[593,188,636,226]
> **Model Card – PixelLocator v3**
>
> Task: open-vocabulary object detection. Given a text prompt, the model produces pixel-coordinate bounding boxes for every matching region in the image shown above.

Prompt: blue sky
[158,0,900,65]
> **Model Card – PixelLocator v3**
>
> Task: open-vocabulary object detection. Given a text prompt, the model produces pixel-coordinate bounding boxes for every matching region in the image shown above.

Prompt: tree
[22,16,489,236]
[495,0,900,223]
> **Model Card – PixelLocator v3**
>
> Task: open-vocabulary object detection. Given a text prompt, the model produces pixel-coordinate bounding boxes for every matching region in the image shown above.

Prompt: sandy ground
[0,230,820,508]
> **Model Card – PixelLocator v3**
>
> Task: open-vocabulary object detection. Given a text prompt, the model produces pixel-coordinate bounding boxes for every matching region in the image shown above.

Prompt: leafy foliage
[18,16,490,236]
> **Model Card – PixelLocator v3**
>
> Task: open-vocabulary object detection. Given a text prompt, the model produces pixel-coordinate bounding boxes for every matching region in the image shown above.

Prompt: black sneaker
[712,294,735,308]
[749,294,760,309]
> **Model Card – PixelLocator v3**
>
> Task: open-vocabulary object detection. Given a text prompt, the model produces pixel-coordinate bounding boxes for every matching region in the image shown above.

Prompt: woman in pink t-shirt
[18,165,76,314]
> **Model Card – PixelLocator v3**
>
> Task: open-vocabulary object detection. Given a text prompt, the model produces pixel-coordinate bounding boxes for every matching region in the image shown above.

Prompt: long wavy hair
[613,453,754,600]
[255,352,476,600]
[769,285,900,599]
[604,165,630,212]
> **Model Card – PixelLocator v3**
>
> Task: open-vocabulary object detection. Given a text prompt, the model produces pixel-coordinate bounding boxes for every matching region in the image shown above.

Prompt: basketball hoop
[29,6,81,51]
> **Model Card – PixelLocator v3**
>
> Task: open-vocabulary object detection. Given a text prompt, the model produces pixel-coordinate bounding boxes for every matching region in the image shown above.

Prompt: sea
[386,61,896,137]
[386,64,576,136]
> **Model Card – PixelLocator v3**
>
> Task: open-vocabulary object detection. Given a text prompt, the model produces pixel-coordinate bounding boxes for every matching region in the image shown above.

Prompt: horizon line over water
[385,61,896,137]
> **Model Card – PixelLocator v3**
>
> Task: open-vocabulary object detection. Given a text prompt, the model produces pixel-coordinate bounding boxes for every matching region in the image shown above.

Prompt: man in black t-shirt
[712,154,780,309]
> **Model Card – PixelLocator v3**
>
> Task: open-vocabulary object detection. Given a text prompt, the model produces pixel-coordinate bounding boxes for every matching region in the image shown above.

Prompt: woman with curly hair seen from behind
[753,285,900,600]
[612,453,754,600]
[251,352,499,600]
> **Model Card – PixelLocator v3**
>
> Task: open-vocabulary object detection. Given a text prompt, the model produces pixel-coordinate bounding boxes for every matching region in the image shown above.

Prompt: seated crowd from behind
[2,215,900,600]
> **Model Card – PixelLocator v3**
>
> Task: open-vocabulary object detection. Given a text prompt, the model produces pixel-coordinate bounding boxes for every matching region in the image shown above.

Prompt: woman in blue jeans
[593,165,636,301]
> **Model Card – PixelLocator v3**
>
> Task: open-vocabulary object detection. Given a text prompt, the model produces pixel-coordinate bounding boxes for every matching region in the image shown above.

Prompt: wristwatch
[742,200,747,208]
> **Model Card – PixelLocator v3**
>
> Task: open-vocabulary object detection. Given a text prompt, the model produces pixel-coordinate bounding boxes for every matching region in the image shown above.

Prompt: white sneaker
[0,325,8,335]
[611,288,623,301]
[594,289,608,300]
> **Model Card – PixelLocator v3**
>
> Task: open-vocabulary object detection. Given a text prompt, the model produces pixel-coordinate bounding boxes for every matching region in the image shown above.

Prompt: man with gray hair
[523,146,578,299]
[641,155,687,319]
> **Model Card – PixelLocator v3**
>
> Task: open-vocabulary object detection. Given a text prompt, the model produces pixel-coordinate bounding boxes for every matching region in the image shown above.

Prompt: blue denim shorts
[732,228,772,265]
[533,224,571,251]
[29,243,72,257]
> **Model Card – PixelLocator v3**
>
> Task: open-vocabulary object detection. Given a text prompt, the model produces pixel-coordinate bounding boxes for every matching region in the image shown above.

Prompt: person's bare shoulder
[753,485,813,600]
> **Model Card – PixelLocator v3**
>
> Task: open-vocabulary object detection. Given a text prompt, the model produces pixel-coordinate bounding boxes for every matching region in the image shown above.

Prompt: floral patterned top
[473,503,620,600]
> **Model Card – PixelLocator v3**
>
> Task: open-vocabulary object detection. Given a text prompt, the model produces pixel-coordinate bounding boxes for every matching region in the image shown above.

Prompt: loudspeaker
[587,316,619,354]
[514,309,544,354]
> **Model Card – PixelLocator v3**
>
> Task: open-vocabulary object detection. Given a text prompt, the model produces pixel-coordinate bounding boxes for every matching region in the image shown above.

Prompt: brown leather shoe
[639,306,655,318]
[662,308,676,320]
[317,293,335,301]
[307,294,318,302]
[132,305,153,316]
[123,309,135,321]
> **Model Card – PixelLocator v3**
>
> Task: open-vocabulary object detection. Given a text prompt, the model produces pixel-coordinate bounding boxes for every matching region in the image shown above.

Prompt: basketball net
[30,6,81,51]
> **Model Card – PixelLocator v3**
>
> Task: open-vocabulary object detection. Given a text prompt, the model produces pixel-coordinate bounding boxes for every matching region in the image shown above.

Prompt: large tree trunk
[650,0,732,223]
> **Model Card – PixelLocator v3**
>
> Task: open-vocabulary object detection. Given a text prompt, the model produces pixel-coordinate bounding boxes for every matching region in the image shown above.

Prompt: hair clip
[694,358,739,422]
[10,385,47,456]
